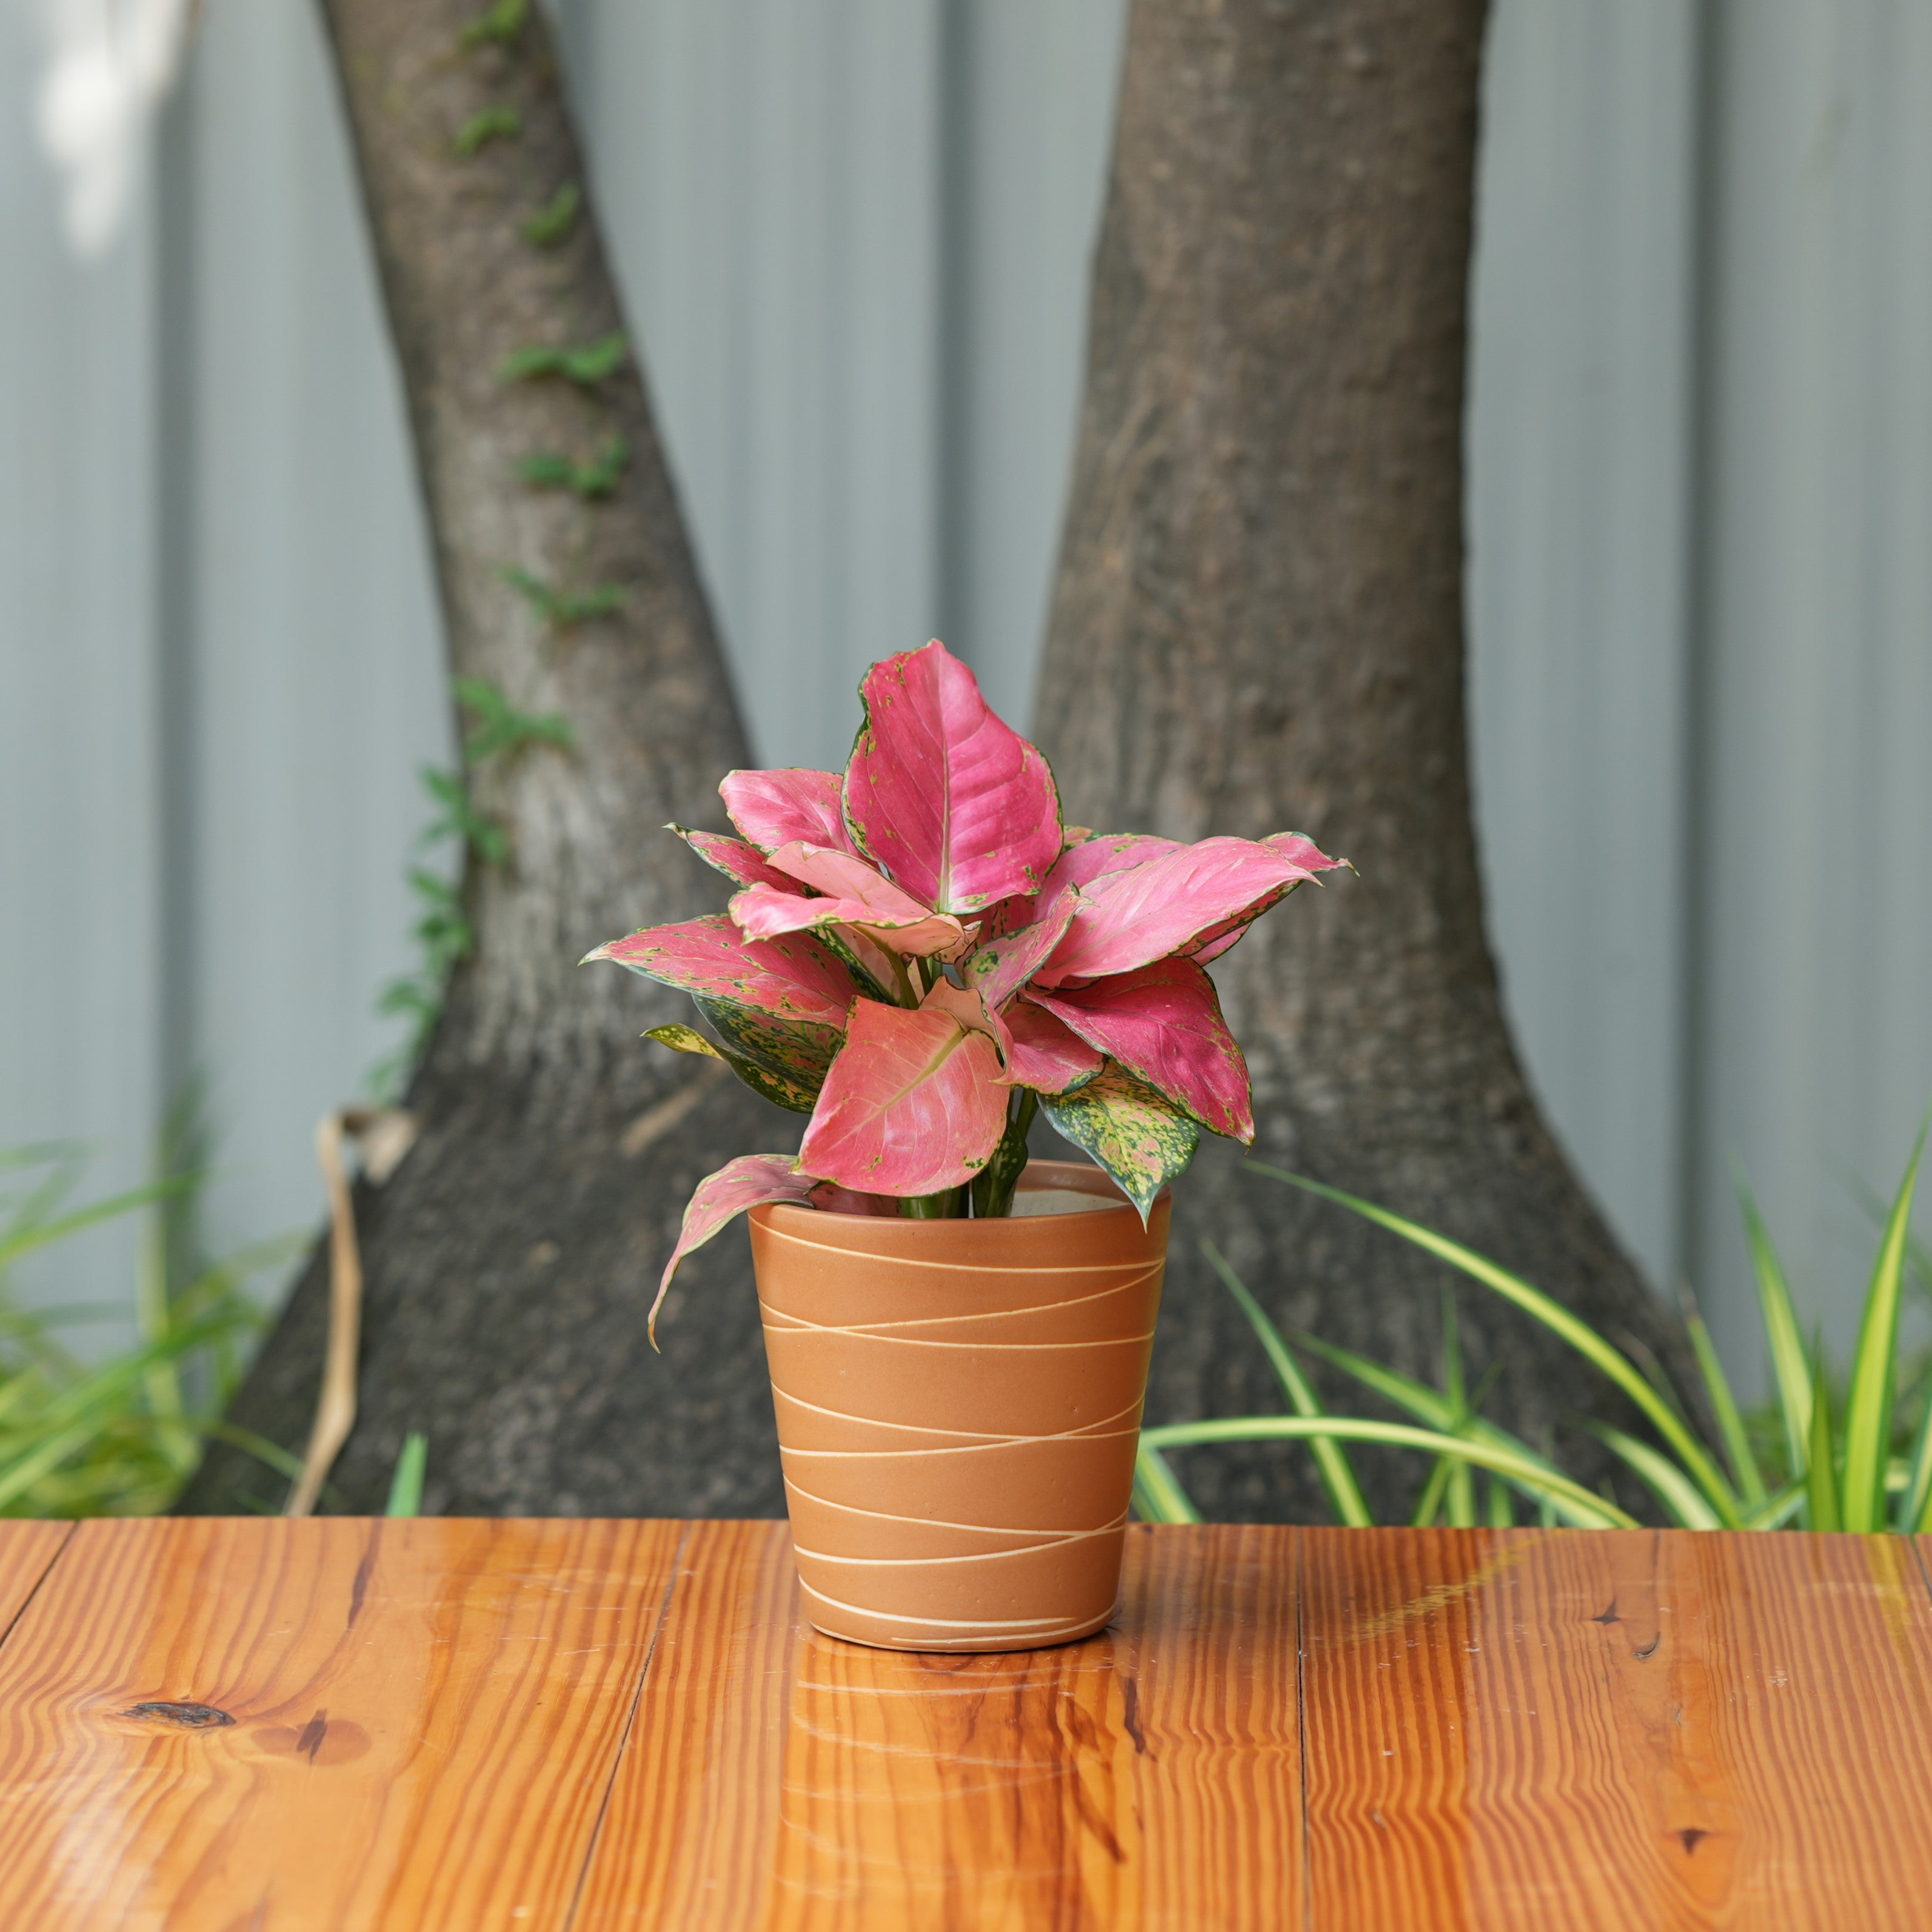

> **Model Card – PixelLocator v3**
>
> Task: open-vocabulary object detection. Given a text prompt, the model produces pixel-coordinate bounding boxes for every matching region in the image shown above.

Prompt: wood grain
[0,1516,681,1931]
[1300,1526,1932,1931]
[575,1521,1303,1930]
[0,1519,72,1640]
[5,1522,1932,1927]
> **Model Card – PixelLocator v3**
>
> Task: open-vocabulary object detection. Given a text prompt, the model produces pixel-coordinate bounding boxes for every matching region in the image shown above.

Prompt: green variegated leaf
[643,1024,724,1060]
[694,995,839,1085]
[645,1021,821,1116]
[1040,1060,1198,1220]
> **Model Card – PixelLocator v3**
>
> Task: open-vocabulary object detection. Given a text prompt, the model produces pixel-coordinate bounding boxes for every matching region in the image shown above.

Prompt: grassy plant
[384,1432,429,1517]
[0,1115,300,1517]
[1137,1123,1928,1532]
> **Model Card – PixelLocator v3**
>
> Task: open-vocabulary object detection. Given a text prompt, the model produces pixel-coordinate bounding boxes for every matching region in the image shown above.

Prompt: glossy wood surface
[0,1516,681,1931]
[0,1518,70,1633]
[1,1520,1930,1928]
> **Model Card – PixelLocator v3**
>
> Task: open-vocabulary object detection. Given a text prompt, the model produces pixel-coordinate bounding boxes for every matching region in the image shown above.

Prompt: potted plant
[586,640,1342,1650]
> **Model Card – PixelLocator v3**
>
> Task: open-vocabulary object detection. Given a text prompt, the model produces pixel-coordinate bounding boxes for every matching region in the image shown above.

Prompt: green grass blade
[1203,1242,1372,1526]
[1485,1476,1516,1528]
[385,1432,429,1517]
[1740,1183,1812,1479]
[1743,1480,1807,1531]
[1409,1454,1452,1527]
[1840,1121,1927,1532]
[1588,1422,1725,1529]
[1289,1328,1577,1524]
[1683,1297,1767,1507]
[1806,1351,1839,1532]
[0,1173,199,1273]
[1132,1441,1202,1523]
[1902,1383,1932,1533]
[1251,1165,1743,1525]
[1441,1289,1476,1529]
[1140,1417,1637,1528]
[1291,1331,1455,1430]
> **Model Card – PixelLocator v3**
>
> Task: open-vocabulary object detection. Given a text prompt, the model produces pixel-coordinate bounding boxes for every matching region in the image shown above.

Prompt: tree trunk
[1035,0,1696,1520]
[182,0,786,1514]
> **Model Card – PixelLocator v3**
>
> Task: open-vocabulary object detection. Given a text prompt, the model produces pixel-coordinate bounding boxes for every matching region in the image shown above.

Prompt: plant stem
[901,1187,965,1219]
[971,1089,1038,1219]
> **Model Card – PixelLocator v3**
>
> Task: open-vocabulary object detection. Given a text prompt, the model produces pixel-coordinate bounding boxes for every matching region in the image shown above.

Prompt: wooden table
[2,1520,1930,1928]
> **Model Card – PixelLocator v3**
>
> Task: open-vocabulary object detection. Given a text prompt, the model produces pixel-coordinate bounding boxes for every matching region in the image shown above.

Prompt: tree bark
[1035,0,1696,1519]
[182,0,786,1514]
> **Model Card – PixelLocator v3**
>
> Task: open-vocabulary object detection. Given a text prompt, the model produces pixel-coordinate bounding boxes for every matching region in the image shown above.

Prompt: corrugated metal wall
[2,0,1927,1385]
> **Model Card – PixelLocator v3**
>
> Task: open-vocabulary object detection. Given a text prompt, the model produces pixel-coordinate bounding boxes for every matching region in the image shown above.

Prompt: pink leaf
[806,1181,899,1217]
[719,768,855,854]
[730,880,968,960]
[918,975,1004,1048]
[1037,836,1326,984]
[1028,957,1253,1141]
[585,915,855,1026]
[1041,831,1184,897]
[670,826,797,891]
[977,892,1038,940]
[1002,999,1103,1096]
[652,1154,819,1342]
[965,891,1082,1008]
[1187,832,1348,965]
[843,640,1062,914]
[797,998,1009,1195]
[1265,831,1345,873]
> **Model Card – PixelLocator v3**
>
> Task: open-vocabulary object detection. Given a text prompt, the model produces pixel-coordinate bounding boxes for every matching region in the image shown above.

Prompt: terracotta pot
[748,1159,1169,1653]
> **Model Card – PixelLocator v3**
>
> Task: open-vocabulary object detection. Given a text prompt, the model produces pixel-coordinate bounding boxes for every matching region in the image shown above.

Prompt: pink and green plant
[584,641,1344,1330]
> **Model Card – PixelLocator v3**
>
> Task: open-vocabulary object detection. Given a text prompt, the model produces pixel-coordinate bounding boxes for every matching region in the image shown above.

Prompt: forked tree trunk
[1034,0,1696,1519]
[183,0,789,1514]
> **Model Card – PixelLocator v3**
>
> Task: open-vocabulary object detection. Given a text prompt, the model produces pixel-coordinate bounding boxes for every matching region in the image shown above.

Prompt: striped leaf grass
[1,1126,299,1518]
[1137,1121,1927,1533]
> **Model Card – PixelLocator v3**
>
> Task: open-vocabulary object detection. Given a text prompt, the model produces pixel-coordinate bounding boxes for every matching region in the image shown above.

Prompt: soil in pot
[749,1160,1171,1652]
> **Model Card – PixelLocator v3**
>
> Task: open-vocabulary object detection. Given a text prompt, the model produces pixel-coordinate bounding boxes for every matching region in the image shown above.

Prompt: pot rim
[752,1160,1170,1259]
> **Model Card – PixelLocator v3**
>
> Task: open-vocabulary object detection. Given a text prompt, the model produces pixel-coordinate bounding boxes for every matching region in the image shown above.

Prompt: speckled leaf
[669,826,797,890]
[842,640,1062,914]
[641,1023,723,1059]
[584,915,855,1025]
[1029,957,1252,1141]
[644,1020,820,1115]
[730,846,967,957]
[818,924,899,1004]
[1001,999,1103,1096]
[652,1155,820,1340]
[797,997,1009,1195]
[1041,831,1183,896]
[719,767,855,854]
[694,994,838,1095]
[966,891,1081,1008]
[1040,1060,1199,1221]
[1037,837,1330,984]
[1187,832,1348,965]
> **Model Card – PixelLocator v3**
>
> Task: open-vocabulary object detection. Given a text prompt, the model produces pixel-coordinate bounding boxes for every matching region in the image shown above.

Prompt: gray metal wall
[2,0,1927,1386]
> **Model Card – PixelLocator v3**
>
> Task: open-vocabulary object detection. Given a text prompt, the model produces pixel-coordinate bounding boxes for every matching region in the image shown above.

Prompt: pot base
[800,1592,1118,1654]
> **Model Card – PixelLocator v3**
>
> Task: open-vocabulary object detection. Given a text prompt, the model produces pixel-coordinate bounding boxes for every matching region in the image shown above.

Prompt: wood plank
[0,1516,682,1932]
[1300,1526,1932,1931]
[0,1520,72,1641]
[575,1521,1303,1930]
